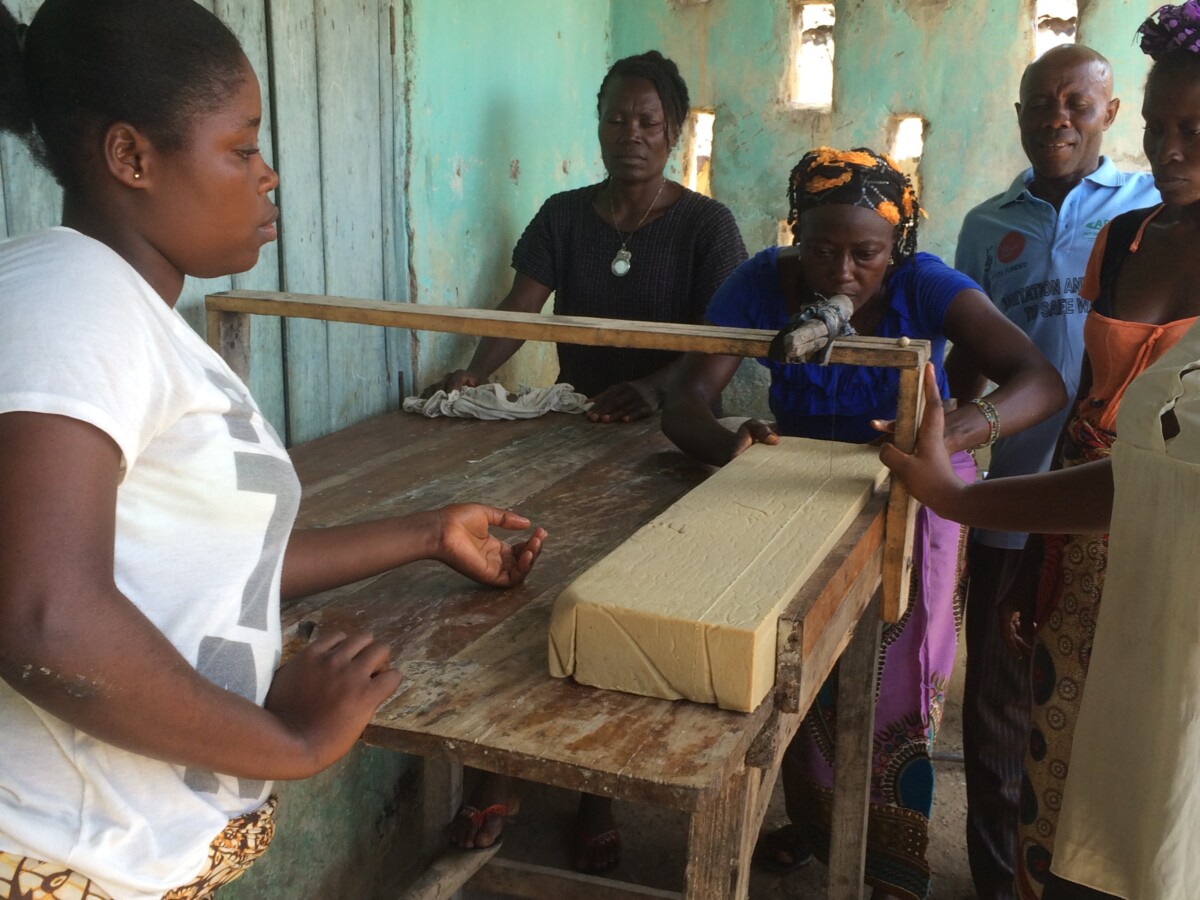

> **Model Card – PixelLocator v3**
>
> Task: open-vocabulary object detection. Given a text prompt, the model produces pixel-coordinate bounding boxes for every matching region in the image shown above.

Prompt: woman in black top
[426,51,746,424]
[442,51,745,873]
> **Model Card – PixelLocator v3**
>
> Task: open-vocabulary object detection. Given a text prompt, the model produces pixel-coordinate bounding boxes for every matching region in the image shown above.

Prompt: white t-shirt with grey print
[0,228,300,900]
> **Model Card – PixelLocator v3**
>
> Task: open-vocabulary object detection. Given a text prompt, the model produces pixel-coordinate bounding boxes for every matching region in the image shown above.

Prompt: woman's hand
[419,275,555,400]
[998,588,1036,659]
[996,535,1044,659]
[877,363,967,518]
[264,630,402,776]
[731,418,779,460]
[660,349,746,467]
[421,369,480,399]
[870,398,957,447]
[433,504,547,587]
[940,286,1067,452]
[587,380,658,423]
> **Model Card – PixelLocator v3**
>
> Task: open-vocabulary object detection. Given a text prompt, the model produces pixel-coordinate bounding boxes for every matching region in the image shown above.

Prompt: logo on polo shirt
[1085,218,1109,234]
[997,231,1025,264]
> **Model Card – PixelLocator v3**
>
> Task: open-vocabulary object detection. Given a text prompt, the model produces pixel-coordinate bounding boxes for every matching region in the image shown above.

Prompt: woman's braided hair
[596,50,689,147]
[787,147,921,261]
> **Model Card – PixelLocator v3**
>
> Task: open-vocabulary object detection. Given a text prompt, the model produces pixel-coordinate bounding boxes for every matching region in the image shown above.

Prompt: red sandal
[451,802,511,852]
[572,826,622,873]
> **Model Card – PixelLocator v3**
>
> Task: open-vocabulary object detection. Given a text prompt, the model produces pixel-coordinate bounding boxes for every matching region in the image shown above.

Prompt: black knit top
[511,183,747,397]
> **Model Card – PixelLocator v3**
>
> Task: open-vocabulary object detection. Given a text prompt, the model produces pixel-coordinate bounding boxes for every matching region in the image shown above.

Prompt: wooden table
[284,409,887,900]
[208,290,927,624]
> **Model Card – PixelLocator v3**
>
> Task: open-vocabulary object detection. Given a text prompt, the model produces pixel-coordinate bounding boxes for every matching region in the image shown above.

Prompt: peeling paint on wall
[405,0,611,391]
[610,0,1157,416]
[219,746,421,899]
[611,0,1154,260]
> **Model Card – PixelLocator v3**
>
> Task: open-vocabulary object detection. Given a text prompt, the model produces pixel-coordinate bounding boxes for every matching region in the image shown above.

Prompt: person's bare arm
[944,342,990,407]
[1046,354,1094,471]
[423,274,553,395]
[595,208,747,425]
[880,365,1113,533]
[661,349,779,466]
[938,289,1067,453]
[280,506,546,600]
[945,228,994,406]
[0,412,398,781]
[997,534,1044,658]
[585,355,686,424]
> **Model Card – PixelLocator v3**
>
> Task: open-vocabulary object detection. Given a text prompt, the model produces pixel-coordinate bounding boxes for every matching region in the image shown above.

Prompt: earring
[133,171,142,180]
[888,255,895,265]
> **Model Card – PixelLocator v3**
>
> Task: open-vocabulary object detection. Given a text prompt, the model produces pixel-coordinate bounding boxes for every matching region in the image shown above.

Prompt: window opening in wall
[1035,0,1077,58]
[888,115,926,198]
[685,109,715,197]
[777,218,795,247]
[788,2,835,110]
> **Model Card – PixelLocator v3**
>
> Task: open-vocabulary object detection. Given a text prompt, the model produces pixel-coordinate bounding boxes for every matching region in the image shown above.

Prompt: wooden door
[0,0,412,445]
[262,0,411,444]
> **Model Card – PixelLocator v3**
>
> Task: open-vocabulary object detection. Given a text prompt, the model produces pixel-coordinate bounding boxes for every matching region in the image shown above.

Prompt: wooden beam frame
[205,289,928,622]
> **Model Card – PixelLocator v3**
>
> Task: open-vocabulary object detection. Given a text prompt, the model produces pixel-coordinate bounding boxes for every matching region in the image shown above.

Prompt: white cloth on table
[403,382,589,420]
[1051,319,1200,899]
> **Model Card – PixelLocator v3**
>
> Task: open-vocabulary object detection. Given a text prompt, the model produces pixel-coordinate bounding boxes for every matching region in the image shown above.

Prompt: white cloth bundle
[403,382,590,420]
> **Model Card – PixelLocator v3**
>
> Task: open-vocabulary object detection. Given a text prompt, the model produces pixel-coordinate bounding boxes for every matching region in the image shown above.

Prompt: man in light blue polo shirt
[946,43,1158,900]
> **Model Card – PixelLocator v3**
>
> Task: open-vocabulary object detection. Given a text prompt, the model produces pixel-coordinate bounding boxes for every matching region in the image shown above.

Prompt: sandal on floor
[572,826,622,874]
[752,824,814,873]
[451,803,510,852]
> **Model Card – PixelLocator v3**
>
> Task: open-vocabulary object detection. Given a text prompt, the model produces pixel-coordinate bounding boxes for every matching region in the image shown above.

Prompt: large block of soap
[548,438,887,712]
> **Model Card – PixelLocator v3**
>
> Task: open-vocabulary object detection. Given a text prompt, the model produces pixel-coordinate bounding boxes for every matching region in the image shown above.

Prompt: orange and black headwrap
[787,147,921,261]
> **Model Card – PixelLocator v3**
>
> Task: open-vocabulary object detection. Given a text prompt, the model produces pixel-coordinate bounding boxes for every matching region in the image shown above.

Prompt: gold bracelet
[970,397,1001,449]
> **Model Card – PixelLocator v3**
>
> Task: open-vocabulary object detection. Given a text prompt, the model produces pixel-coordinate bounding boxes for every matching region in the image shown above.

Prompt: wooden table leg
[883,362,925,623]
[421,757,464,892]
[732,764,778,899]
[827,589,883,900]
[683,766,750,899]
[205,308,252,383]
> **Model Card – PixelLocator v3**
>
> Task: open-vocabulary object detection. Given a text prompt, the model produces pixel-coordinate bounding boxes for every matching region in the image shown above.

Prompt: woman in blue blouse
[663,147,1065,900]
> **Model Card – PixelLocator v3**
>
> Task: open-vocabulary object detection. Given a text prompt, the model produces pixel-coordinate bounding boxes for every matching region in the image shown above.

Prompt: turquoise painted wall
[610,0,1158,414]
[405,0,612,391]
[219,746,422,899]
[0,3,1167,896]
[0,0,405,445]
[1079,0,1162,169]
[611,0,1158,259]
[232,4,618,895]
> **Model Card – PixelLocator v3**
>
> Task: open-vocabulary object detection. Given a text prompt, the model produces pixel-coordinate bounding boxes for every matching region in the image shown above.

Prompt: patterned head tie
[1138,2,1200,60]
[787,147,922,261]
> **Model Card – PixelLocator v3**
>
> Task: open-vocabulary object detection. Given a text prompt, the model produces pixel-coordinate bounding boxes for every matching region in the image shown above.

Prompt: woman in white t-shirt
[0,2,545,899]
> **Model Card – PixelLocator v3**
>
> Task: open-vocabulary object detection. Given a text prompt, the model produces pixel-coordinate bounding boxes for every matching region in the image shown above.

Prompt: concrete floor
[466,646,974,900]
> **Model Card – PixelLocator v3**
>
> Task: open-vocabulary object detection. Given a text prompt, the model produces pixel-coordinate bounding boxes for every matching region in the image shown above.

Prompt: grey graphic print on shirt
[185,369,299,799]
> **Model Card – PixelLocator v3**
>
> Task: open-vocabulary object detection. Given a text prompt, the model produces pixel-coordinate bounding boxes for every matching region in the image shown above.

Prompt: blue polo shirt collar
[1001,156,1123,206]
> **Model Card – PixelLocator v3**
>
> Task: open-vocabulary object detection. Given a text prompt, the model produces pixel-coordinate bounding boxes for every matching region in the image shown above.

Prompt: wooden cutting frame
[205,289,929,622]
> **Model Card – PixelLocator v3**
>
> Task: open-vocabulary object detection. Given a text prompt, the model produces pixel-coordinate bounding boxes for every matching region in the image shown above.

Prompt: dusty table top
[286,411,775,811]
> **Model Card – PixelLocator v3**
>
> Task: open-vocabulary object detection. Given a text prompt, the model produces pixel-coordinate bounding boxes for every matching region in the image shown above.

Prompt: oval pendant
[611,249,632,277]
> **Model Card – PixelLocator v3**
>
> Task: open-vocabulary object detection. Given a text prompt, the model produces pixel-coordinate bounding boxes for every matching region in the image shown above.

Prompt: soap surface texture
[548,438,887,711]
